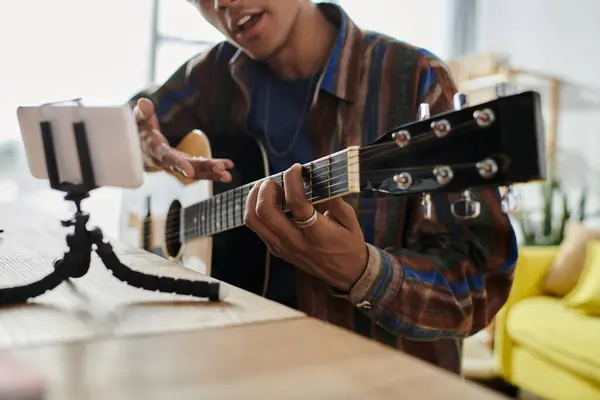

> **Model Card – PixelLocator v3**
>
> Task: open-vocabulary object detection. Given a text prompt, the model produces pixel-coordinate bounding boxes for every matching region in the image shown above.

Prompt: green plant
[510,177,595,246]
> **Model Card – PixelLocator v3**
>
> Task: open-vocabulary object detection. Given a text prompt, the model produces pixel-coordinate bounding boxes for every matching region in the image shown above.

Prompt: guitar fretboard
[182,147,360,241]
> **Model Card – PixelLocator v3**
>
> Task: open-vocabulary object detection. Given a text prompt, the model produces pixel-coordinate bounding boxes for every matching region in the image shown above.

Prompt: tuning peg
[501,186,519,212]
[473,108,495,127]
[431,119,451,137]
[433,165,454,185]
[453,93,468,110]
[419,103,431,120]
[451,190,481,220]
[421,193,433,219]
[393,172,413,190]
[392,130,411,147]
[495,82,517,98]
[476,158,499,179]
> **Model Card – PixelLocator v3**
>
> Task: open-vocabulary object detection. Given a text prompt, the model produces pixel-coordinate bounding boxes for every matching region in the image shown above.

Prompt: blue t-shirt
[245,63,320,307]
[246,63,319,175]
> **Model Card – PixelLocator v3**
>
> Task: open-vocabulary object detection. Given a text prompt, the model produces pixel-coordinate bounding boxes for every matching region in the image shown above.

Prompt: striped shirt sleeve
[346,55,518,340]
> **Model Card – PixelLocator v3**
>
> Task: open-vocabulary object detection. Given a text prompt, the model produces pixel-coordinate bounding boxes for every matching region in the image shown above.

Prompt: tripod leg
[0,265,70,306]
[0,212,95,305]
[88,228,226,302]
[0,222,92,306]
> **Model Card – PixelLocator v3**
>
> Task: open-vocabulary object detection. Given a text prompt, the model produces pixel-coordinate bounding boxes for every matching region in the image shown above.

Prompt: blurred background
[1,1,599,399]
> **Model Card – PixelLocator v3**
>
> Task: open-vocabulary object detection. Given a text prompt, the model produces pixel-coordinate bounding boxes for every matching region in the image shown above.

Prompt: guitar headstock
[359,87,547,219]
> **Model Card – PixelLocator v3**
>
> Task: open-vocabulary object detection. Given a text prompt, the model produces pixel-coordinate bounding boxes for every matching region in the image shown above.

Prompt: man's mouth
[235,12,264,33]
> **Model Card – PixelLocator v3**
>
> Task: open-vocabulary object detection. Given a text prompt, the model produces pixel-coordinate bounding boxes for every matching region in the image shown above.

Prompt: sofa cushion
[507,296,600,385]
[563,240,600,315]
[542,222,600,297]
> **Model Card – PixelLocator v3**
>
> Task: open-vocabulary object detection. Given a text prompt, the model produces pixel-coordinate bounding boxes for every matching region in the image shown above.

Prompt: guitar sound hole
[165,200,182,258]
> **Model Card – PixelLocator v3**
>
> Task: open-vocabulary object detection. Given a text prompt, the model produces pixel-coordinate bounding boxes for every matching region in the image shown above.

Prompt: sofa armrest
[494,245,559,379]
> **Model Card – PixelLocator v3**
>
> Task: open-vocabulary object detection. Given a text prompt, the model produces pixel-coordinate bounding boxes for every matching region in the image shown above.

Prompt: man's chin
[229,37,284,62]
[240,47,277,62]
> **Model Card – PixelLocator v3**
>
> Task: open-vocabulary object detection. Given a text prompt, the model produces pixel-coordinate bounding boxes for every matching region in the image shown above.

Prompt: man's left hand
[244,164,368,292]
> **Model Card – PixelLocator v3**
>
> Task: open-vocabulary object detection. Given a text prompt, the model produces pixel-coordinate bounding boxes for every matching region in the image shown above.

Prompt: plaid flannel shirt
[141,3,518,374]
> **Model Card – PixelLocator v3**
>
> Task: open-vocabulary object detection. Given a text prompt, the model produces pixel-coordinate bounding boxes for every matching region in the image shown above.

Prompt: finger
[208,158,235,171]
[323,197,362,232]
[134,98,155,123]
[283,163,314,221]
[256,179,301,238]
[154,145,195,178]
[188,157,234,182]
[135,99,161,139]
[244,181,286,253]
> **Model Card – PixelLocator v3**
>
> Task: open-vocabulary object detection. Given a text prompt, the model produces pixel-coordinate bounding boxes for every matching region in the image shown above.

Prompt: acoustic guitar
[119,90,547,297]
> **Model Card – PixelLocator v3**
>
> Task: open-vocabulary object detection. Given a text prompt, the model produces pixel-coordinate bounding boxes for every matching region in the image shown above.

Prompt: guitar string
[142,119,483,241]
[159,151,369,229]
[159,156,358,235]
[157,178,357,243]
[154,118,480,239]
[161,145,388,234]
[159,156,484,243]
[175,156,484,241]
[161,154,481,243]
[159,118,478,227]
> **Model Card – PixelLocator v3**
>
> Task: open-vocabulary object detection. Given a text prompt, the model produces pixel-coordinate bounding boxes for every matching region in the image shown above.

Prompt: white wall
[476,0,600,225]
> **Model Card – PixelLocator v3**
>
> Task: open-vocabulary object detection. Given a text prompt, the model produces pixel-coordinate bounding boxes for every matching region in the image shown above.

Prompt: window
[151,0,225,85]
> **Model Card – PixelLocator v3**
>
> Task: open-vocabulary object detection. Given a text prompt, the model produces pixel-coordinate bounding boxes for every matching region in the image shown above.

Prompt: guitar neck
[182,147,360,241]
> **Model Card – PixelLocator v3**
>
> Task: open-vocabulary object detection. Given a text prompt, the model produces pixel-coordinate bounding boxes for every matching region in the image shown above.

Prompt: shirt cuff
[329,244,404,317]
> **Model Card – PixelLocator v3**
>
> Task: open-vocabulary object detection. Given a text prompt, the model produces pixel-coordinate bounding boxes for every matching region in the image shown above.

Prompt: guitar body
[120,130,271,296]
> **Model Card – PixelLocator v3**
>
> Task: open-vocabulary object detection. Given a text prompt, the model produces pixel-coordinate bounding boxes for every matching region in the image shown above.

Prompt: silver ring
[294,209,318,228]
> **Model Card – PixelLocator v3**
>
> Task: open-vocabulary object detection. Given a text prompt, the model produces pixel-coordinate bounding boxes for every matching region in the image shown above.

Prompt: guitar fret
[213,198,216,232]
[279,173,286,210]
[330,153,349,200]
[225,191,229,230]
[218,197,222,231]
[310,158,330,202]
[194,204,199,237]
[231,188,236,227]
[328,156,332,198]
[238,187,244,226]
[221,193,225,231]
[309,162,313,201]
[238,189,241,226]
[202,202,207,236]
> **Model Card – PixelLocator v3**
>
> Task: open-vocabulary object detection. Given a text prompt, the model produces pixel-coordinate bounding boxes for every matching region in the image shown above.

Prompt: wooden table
[0,202,507,399]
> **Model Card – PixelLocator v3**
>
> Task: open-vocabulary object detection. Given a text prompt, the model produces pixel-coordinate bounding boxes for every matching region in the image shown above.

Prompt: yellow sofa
[494,245,600,400]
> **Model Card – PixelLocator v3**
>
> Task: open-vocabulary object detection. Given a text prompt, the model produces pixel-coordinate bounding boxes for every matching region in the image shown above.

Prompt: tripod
[0,107,224,306]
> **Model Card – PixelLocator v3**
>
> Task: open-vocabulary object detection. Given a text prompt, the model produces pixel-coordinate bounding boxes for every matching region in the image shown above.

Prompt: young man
[133,0,517,374]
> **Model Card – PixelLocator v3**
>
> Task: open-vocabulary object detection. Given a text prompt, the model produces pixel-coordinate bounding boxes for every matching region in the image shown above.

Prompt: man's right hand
[133,98,234,182]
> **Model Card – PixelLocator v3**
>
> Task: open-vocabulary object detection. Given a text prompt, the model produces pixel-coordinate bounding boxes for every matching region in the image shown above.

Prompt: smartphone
[16,103,144,189]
